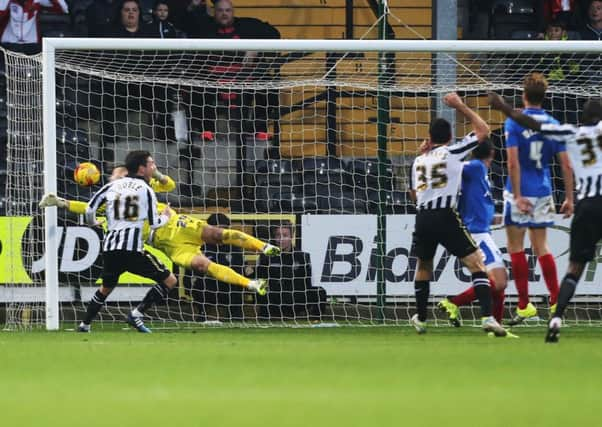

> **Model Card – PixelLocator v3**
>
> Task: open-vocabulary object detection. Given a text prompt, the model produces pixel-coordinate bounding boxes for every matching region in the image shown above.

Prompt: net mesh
[2,42,602,329]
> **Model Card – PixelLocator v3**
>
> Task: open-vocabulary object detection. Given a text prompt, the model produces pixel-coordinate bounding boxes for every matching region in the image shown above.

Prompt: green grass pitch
[0,326,600,427]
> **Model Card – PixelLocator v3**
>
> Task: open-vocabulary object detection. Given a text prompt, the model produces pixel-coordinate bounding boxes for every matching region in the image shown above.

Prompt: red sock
[492,288,505,323]
[449,287,476,307]
[538,253,559,305]
[510,251,530,309]
[487,277,504,323]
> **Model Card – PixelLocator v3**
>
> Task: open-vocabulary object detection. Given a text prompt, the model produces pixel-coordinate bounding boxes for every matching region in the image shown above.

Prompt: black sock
[472,271,492,317]
[555,274,579,318]
[137,283,169,314]
[415,280,430,322]
[83,290,108,325]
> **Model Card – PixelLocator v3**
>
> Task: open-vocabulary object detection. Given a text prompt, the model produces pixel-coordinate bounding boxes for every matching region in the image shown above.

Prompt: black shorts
[101,250,171,288]
[570,197,602,263]
[412,208,477,261]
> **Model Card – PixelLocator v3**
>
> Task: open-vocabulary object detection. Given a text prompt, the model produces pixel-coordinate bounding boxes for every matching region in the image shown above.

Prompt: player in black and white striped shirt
[490,93,602,342]
[79,150,176,333]
[408,93,509,337]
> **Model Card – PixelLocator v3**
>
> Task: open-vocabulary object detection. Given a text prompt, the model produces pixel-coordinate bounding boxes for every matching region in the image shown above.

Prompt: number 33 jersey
[411,132,480,210]
[540,120,602,201]
[85,176,169,252]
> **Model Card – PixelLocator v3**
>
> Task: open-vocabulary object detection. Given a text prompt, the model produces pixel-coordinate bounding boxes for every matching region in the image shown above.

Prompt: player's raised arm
[150,168,176,193]
[489,92,542,132]
[443,92,490,141]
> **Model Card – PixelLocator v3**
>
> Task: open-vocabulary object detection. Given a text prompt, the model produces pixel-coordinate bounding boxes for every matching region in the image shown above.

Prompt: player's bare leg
[202,225,280,256]
[546,261,585,343]
[190,254,268,296]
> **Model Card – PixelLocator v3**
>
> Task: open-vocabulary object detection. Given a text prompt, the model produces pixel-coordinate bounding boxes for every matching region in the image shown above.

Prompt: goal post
[6,38,601,330]
[42,40,59,330]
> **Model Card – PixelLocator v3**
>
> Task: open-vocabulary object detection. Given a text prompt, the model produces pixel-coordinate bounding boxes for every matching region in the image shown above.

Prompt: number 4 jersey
[85,176,169,252]
[411,132,480,210]
[539,120,602,200]
[504,108,565,197]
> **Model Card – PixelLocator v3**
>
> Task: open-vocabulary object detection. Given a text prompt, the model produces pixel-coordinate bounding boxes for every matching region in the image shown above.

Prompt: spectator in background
[539,19,580,83]
[535,0,578,33]
[145,1,180,38]
[108,0,150,37]
[580,0,602,39]
[145,1,188,145]
[176,0,212,37]
[193,213,245,321]
[256,222,327,321]
[0,0,68,55]
[85,0,120,37]
[190,0,280,138]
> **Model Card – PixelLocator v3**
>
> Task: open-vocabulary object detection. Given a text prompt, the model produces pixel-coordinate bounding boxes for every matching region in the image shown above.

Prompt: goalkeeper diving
[39,166,280,296]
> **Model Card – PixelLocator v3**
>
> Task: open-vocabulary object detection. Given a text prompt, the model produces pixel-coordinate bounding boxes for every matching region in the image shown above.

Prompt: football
[73,162,101,187]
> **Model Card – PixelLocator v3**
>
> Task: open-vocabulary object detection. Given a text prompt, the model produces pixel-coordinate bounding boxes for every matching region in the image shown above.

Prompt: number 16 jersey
[85,176,168,252]
[411,132,480,210]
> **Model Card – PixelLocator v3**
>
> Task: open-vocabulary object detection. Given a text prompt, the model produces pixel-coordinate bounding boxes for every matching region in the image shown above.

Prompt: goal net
[2,39,602,330]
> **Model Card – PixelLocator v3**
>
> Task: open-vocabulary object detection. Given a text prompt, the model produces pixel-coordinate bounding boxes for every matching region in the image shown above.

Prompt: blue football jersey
[504,108,565,197]
[458,159,494,234]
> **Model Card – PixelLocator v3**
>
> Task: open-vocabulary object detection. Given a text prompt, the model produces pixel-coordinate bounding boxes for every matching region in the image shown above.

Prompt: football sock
[554,273,579,318]
[82,290,108,325]
[510,251,530,309]
[472,271,492,317]
[207,262,251,288]
[449,287,476,306]
[538,254,559,306]
[492,287,506,323]
[221,229,265,252]
[137,283,170,314]
[414,280,430,322]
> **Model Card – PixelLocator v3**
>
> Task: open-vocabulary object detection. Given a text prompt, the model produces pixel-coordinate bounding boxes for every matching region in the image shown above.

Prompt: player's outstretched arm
[489,92,533,214]
[150,168,176,193]
[39,193,70,210]
[488,92,542,132]
[443,92,490,141]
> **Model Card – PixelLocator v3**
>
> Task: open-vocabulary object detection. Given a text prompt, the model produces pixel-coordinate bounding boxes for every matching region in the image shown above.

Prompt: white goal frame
[41,38,602,330]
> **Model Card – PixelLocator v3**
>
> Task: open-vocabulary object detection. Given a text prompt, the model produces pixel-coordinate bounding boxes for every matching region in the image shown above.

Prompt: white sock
[131,308,143,317]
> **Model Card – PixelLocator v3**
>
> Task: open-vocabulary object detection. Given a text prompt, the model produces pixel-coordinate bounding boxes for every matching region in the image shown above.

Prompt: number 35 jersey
[540,120,602,201]
[85,176,168,252]
[504,108,565,197]
[411,132,480,210]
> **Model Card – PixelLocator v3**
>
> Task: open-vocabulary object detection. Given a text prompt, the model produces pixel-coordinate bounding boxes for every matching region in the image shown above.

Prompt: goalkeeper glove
[39,193,68,209]
[152,168,166,183]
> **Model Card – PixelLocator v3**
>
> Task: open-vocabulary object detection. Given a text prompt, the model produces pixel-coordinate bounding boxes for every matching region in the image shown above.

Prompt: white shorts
[503,191,555,228]
[472,232,505,271]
